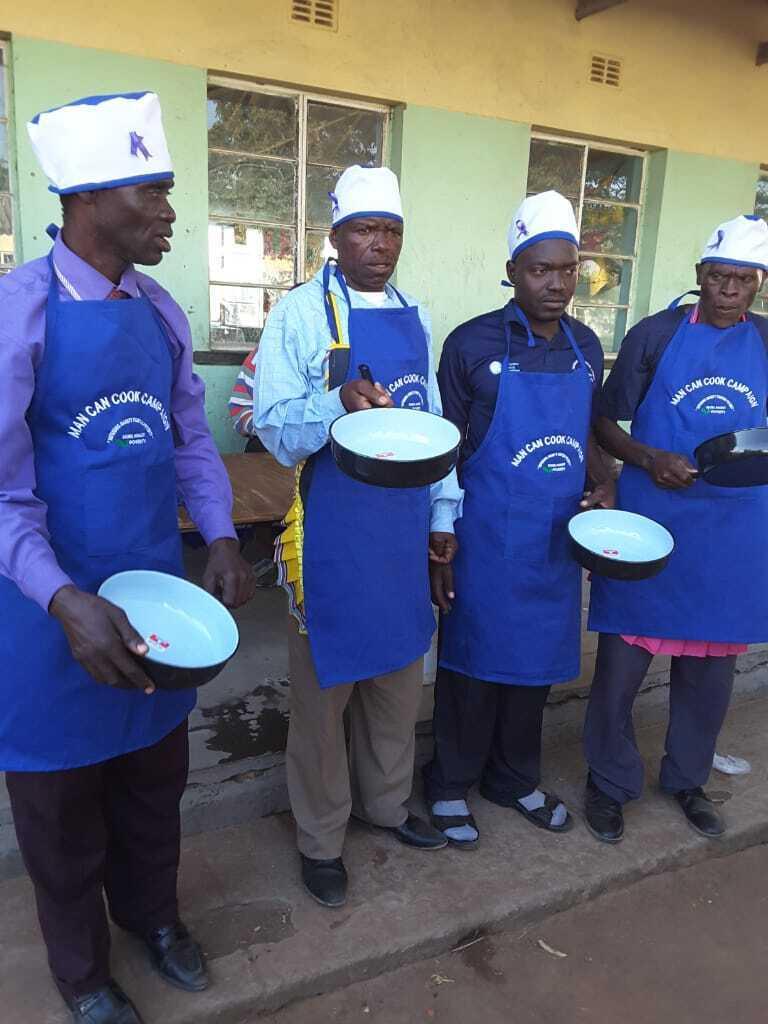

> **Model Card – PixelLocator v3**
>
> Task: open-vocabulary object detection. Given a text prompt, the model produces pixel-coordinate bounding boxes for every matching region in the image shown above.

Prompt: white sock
[432,800,478,842]
[518,789,568,828]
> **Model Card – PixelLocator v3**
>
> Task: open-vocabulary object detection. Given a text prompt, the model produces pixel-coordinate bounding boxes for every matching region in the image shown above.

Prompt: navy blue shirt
[598,306,768,422]
[438,301,605,466]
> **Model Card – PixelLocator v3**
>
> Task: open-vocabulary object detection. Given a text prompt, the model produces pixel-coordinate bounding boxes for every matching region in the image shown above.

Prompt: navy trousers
[584,633,736,804]
[6,720,188,1002]
[423,666,551,804]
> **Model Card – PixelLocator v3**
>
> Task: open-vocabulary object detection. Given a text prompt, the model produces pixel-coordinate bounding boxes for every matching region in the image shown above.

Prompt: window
[207,79,390,350]
[526,134,646,352]
[0,42,15,274]
[753,170,768,316]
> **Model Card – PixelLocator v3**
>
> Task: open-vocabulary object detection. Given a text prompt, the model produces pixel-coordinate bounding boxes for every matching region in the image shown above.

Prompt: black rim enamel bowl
[568,509,675,581]
[97,570,239,689]
[695,427,768,487]
[330,408,461,488]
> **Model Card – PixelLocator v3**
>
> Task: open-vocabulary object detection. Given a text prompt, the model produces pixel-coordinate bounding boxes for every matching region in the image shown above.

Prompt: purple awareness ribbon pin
[515,219,529,237]
[129,131,152,161]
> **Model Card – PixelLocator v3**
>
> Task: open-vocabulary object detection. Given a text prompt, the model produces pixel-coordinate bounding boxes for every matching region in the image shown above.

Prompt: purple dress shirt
[0,232,236,612]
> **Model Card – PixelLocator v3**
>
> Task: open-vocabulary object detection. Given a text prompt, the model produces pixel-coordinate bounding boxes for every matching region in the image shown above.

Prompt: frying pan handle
[358,363,375,384]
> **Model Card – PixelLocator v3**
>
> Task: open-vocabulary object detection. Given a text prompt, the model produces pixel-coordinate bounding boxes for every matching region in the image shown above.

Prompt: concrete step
[2,694,768,1023]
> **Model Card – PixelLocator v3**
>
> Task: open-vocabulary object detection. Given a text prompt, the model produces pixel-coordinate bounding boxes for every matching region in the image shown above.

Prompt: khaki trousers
[286,618,424,859]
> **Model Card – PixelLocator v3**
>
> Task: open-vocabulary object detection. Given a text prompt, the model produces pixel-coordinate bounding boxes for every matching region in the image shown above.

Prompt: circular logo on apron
[695,394,735,415]
[537,452,572,473]
[489,360,502,376]
[107,417,155,447]
[400,390,426,410]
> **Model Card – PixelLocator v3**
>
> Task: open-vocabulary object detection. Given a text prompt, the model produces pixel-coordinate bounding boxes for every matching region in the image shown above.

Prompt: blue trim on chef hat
[31,92,151,125]
[700,256,768,272]
[510,230,579,261]
[332,210,404,229]
[51,170,174,195]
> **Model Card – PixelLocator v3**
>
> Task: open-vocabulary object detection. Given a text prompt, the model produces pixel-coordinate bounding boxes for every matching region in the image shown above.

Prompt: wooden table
[178,452,295,532]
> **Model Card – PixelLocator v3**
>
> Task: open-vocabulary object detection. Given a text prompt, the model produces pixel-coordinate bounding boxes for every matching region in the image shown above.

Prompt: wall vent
[589,53,622,87]
[291,0,338,31]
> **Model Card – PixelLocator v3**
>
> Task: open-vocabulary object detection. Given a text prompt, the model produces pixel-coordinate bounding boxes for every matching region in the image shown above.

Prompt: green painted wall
[9,36,242,450]
[396,105,531,350]
[643,151,759,318]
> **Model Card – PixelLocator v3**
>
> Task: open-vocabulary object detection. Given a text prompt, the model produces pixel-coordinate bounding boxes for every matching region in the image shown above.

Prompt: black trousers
[423,666,551,804]
[6,720,189,1002]
[584,633,736,804]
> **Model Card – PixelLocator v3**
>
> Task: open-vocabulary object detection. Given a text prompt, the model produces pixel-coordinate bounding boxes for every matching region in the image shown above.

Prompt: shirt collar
[53,231,140,300]
[316,262,397,304]
[503,299,571,348]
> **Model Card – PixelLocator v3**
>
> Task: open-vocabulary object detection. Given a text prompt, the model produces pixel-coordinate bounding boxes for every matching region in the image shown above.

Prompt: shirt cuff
[322,386,346,425]
[430,499,457,534]
[25,563,75,613]
[195,510,239,546]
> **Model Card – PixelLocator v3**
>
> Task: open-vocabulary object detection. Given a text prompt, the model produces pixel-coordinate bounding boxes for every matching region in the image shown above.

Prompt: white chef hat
[700,214,768,272]
[508,190,579,260]
[329,165,403,228]
[27,91,173,195]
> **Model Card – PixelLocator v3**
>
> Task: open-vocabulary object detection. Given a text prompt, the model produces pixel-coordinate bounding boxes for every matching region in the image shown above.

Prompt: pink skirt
[621,636,747,657]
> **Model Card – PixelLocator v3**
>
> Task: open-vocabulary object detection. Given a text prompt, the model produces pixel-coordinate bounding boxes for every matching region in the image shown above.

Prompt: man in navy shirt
[423,191,613,846]
[584,214,768,844]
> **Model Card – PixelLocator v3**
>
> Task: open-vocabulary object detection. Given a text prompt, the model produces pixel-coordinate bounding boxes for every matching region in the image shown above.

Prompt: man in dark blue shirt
[423,190,613,847]
[584,213,768,845]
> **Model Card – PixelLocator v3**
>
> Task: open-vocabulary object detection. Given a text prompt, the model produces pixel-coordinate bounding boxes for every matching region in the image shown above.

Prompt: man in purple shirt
[1,92,254,1024]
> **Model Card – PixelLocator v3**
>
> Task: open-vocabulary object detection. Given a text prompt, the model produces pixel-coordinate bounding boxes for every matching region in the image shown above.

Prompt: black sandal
[510,791,573,833]
[429,810,480,848]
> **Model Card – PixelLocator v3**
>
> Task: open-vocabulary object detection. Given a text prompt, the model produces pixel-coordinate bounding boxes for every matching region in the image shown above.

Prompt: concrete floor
[272,844,768,1024]
[2,695,768,1023]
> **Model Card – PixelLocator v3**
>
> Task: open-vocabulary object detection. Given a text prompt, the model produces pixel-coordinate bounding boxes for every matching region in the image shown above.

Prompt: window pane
[307,102,385,167]
[581,202,638,256]
[208,223,295,286]
[527,139,583,198]
[753,295,768,317]
[306,230,336,279]
[210,284,286,349]
[755,176,768,223]
[209,153,296,223]
[0,123,8,192]
[306,164,342,228]
[0,193,13,262]
[574,305,628,353]
[207,86,298,158]
[576,257,633,306]
[585,149,643,203]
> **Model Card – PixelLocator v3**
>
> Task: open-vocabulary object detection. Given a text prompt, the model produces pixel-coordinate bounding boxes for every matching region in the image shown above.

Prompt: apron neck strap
[509,301,587,368]
[323,260,406,327]
[667,289,701,310]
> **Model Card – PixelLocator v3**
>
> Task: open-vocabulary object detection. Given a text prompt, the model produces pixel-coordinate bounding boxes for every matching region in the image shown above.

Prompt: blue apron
[439,305,593,685]
[589,305,768,642]
[301,266,434,687]
[0,254,195,771]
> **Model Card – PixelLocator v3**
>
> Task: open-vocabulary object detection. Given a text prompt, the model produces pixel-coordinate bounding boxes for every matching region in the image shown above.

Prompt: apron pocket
[505,494,553,565]
[505,493,580,566]
[84,456,178,557]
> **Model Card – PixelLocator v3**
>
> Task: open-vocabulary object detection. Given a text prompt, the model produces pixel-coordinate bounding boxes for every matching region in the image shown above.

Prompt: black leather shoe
[68,981,144,1023]
[585,777,624,843]
[144,921,208,992]
[385,813,449,850]
[673,786,725,838]
[301,854,348,907]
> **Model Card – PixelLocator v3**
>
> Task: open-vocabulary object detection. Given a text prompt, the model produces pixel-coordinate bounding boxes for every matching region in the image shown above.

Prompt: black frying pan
[330,364,461,488]
[694,427,768,487]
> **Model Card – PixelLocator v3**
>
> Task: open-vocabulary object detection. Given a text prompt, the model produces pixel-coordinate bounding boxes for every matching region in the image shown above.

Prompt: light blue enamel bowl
[568,509,674,581]
[98,570,239,689]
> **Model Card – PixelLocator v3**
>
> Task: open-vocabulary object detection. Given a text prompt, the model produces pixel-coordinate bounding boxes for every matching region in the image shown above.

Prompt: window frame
[752,166,768,316]
[528,130,648,353]
[207,75,392,349]
[0,39,16,274]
